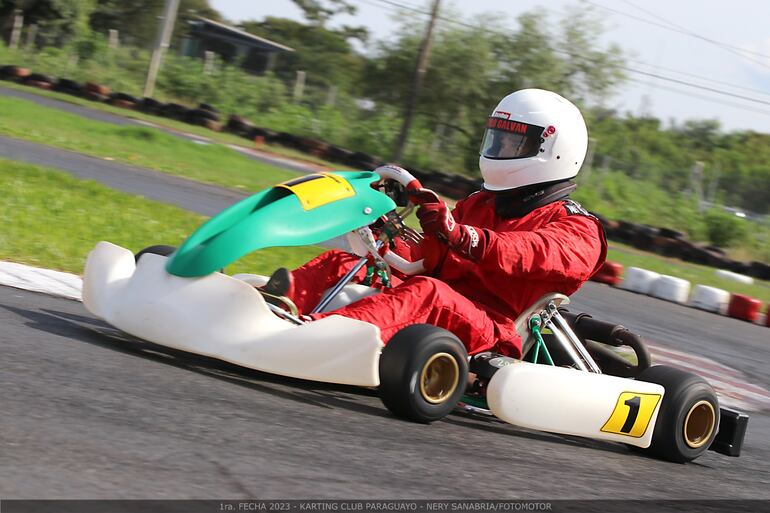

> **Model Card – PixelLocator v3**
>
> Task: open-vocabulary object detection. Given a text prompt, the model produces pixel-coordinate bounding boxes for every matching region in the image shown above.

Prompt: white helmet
[479,89,588,192]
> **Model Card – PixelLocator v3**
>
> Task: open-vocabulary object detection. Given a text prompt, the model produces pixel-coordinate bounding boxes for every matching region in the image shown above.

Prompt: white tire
[690,284,730,314]
[650,275,691,304]
[715,269,754,285]
[620,267,660,294]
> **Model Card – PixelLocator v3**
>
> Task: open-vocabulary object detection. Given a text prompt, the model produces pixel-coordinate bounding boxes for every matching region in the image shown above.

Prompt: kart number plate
[601,392,662,438]
[277,173,356,211]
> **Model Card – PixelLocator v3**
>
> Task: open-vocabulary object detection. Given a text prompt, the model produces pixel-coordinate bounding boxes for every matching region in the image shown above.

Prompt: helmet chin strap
[493,179,577,219]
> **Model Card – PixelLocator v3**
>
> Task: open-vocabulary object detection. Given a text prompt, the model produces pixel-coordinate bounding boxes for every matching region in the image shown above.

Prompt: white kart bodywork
[83,241,668,450]
[83,241,384,387]
[487,361,665,448]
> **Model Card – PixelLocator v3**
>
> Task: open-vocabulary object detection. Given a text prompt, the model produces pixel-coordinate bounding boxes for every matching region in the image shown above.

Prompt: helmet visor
[480,117,544,159]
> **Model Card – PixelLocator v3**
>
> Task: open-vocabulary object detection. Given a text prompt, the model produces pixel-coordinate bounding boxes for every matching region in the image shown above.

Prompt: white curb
[0,261,82,300]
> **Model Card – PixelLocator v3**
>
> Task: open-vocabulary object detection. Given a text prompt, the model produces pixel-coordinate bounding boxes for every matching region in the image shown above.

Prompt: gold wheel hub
[683,400,716,449]
[419,352,460,404]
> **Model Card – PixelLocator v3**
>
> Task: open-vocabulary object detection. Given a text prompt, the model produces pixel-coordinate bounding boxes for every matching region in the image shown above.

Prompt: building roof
[190,17,294,53]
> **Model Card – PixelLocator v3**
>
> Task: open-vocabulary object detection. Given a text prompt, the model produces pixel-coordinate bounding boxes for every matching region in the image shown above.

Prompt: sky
[209,0,770,134]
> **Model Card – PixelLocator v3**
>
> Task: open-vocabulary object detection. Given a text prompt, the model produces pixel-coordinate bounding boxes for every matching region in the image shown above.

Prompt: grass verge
[0,93,309,192]
[607,243,770,305]
[0,158,323,276]
[0,80,351,170]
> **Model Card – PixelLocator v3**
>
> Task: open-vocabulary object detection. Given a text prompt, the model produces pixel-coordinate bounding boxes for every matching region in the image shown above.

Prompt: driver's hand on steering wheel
[411,189,482,260]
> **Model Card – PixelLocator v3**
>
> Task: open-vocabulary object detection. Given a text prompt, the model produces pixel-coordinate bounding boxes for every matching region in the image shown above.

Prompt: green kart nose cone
[165,171,395,277]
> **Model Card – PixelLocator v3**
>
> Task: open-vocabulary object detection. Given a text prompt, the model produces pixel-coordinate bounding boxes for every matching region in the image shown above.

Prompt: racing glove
[411,189,486,260]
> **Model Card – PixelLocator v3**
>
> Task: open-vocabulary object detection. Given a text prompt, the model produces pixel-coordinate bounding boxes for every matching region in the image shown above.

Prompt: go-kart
[82,165,748,463]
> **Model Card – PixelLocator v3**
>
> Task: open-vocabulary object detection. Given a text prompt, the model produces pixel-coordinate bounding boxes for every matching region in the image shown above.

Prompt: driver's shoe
[262,267,293,298]
[258,268,299,316]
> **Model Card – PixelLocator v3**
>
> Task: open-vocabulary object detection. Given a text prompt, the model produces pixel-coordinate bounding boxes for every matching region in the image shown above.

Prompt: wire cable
[357,0,770,111]
[582,0,770,71]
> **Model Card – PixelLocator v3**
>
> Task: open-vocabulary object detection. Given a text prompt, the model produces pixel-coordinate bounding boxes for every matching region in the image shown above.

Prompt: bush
[703,209,748,248]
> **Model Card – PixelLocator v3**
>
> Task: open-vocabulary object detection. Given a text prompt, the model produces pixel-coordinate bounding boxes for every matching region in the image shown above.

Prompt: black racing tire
[198,103,220,114]
[188,108,220,122]
[379,324,468,423]
[134,245,176,263]
[636,365,719,463]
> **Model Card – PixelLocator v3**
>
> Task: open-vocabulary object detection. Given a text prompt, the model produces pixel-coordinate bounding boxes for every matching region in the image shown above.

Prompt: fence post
[204,51,216,75]
[293,70,306,102]
[326,85,337,106]
[9,10,23,50]
[691,161,705,212]
[108,29,120,49]
[25,23,37,49]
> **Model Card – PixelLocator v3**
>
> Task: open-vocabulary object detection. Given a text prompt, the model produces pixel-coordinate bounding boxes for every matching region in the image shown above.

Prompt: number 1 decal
[620,396,641,433]
[601,392,662,438]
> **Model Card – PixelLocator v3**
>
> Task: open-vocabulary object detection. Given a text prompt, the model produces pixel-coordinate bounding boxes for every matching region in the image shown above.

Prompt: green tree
[363,7,626,172]
[239,17,366,93]
[1,0,96,45]
[291,0,355,26]
[88,0,222,47]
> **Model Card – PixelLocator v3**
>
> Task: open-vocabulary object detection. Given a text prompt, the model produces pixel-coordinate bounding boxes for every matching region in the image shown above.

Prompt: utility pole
[143,0,180,98]
[392,0,441,162]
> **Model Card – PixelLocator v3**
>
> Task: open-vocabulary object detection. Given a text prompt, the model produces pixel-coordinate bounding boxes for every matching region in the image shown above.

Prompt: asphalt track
[0,135,247,217]
[1,86,769,500]
[1,285,769,500]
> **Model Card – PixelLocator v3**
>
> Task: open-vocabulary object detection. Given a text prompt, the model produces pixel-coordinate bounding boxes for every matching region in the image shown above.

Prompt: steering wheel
[347,165,441,277]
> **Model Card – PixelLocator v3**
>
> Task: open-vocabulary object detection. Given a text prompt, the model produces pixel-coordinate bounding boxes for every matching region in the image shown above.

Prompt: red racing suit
[288,191,607,358]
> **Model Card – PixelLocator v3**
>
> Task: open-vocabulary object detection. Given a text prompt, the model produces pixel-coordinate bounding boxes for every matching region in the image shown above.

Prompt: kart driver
[266,88,607,358]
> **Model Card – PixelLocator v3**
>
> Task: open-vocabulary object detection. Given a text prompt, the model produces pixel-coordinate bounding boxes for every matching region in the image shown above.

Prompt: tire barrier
[715,269,754,285]
[620,267,660,294]
[690,285,730,314]
[160,102,190,121]
[84,82,110,96]
[589,261,623,286]
[766,305,770,328]
[650,275,691,304]
[0,65,30,79]
[83,91,107,102]
[53,78,82,95]
[24,72,54,85]
[750,261,770,281]
[25,80,52,90]
[226,114,255,137]
[109,99,135,110]
[727,294,762,323]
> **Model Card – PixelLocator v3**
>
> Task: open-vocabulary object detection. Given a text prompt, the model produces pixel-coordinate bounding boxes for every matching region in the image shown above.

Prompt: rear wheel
[379,325,468,423]
[636,365,719,463]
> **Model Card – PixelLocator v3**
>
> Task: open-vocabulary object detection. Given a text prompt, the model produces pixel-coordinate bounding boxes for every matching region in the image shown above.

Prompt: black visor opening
[480,117,544,160]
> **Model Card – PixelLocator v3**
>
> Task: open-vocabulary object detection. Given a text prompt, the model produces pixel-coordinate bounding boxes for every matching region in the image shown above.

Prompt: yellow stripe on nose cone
[277,173,356,211]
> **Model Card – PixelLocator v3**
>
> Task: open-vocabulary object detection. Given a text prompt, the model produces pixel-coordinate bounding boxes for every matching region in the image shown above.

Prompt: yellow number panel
[601,391,662,438]
[277,173,355,211]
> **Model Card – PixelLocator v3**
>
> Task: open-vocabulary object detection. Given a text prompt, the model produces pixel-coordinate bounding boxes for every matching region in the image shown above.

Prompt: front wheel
[134,244,176,262]
[379,325,468,423]
[636,365,719,463]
